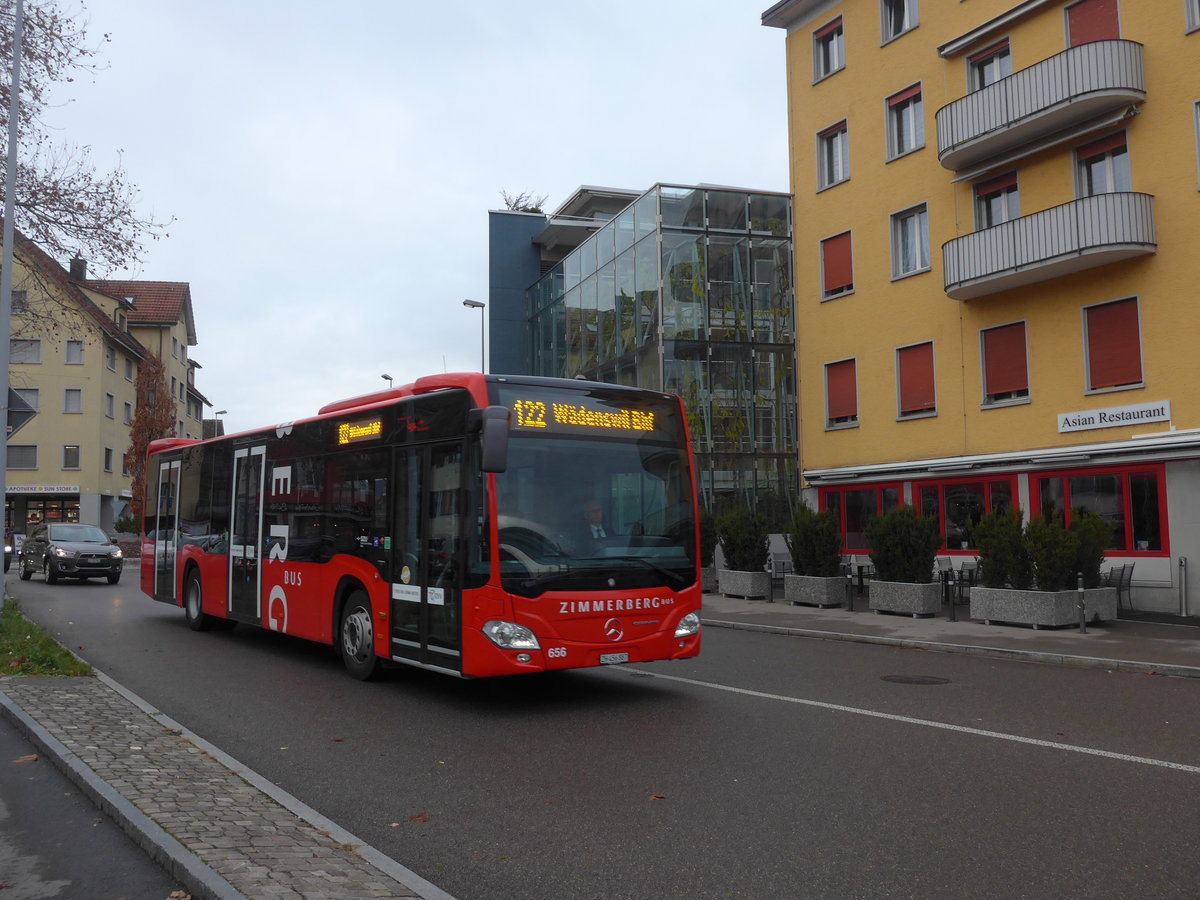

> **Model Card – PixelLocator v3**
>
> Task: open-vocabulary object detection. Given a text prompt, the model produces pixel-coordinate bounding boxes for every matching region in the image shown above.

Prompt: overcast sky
[46,0,788,434]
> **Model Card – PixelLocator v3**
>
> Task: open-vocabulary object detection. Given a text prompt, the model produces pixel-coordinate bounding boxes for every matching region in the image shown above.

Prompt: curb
[701,617,1200,680]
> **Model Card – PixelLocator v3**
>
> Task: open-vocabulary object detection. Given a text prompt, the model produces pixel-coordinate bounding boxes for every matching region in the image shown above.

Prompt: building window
[825,358,858,427]
[123,401,133,424]
[65,339,84,364]
[13,387,38,412]
[1033,464,1165,552]
[121,452,130,477]
[179,381,186,400]
[821,484,902,550]
[887,84,924,158]
[171,376,176,397]
[981,322,1029,405]
[975,172,1019,229]
[124,357,134,381]
[11,338,40,364]
[916,477,1016,551]
[970,40,1011,91]
[821,232,854,299]
[62,444,81,470]
[104,392,115,419]
[897,341,936,418]
[1077,132,1130,195]
[105,345,117,370]
[172,336,179,358]
[817,121,849,189]
[64,388,82,414]
[10,290,27,314]
[1084,297,1142,391]
[1188,0,1200,32]
[1067,0,1120,48]
[103,447,113,473]
[891,203,929,277]
[813,16,844,81]
[881,0,917,43]
[8,445,36,470]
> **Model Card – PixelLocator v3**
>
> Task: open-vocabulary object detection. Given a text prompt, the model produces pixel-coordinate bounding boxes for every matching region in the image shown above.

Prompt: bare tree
[501,189,548,214]
[125,351,176,524]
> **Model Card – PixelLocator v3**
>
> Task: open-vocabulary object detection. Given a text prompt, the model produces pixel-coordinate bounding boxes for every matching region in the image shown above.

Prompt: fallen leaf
[409,812,432,823]
[648,793,666,801]
[332,738,344,743]
[13,754,37,763]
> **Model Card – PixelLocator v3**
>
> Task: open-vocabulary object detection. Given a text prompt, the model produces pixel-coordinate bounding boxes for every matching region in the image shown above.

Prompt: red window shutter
[975,171,1018,197]
[822,232,853,294]
[898,342,936,414]
[1076,131,1126,161]
[982,322,1028,395]
[814,16,842,39]
[826,359,857,420]
[888,83,922,106]
[968,39,1009,64]
[1067,0,1119,47]
[1087,298,1141,389]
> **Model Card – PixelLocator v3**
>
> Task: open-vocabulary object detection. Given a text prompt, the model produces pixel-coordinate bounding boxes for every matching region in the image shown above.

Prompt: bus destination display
[511,398,655,434]
[337,417,383,445]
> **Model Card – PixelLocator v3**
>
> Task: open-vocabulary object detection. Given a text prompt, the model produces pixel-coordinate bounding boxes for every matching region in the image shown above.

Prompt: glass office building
[522,184,796,514]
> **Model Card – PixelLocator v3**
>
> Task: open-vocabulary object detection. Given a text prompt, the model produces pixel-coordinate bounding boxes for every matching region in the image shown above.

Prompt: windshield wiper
[601,555,691,587]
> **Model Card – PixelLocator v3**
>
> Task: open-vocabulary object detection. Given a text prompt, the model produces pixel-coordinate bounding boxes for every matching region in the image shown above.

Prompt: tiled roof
[86,279,196,344]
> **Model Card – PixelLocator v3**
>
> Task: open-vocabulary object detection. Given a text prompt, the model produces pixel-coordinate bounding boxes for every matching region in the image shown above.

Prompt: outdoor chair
[1117,562,1135,610]
[956,559,978,604]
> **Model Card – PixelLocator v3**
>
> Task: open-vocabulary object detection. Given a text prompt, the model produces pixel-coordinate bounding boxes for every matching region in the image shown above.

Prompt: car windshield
[48,525,109,543]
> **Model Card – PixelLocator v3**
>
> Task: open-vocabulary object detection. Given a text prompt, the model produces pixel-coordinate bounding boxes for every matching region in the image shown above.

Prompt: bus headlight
[674,612,701,638]
[482,620,541,651]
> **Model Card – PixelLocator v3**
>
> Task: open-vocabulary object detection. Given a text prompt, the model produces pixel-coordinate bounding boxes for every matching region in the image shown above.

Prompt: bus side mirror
[476,405,510,473]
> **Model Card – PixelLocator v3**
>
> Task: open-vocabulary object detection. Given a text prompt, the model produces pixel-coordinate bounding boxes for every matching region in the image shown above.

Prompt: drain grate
[881,674,950,685]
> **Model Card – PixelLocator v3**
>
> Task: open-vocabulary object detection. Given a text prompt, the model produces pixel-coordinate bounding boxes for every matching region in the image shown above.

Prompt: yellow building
[6,237,208,532]
[763,0,1200,613]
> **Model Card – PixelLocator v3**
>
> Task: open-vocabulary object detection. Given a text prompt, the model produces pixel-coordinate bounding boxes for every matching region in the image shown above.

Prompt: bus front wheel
[339,590,379,681]
[184,570,211,631]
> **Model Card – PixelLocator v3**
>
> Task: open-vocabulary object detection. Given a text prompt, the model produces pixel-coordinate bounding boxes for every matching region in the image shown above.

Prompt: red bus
[141,373,702,678]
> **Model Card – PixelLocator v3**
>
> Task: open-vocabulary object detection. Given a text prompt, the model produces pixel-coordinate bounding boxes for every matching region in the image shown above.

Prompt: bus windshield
[493,427,695,598]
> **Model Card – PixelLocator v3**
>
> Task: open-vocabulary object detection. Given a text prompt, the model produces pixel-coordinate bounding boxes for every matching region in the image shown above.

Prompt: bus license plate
[599,652,629,665]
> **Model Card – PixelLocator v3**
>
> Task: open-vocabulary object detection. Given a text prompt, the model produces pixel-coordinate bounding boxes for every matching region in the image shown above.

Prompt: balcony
[943,192,1155,301]
[936,40,1145,172]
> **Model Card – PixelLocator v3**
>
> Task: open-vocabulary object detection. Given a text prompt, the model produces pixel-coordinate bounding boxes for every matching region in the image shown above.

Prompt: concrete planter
[869,579,942,617]
[785,574,844,608]
[970,586,1118,628]
[718,568,771,601]
[701,566,717,594]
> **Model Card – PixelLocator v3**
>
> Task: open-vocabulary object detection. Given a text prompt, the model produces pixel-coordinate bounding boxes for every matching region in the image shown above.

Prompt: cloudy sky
[46,0,789,434]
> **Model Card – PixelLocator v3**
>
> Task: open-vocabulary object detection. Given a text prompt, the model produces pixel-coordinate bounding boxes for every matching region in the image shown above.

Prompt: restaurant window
[822,484,902,550]
[825,358,858,427]
[897,341,935,418]
[975,172,1019,229]
[1031,464,1165,552]
[813,16,844,81]
[818,121,849,190]
[1076,132,1130,196]
[886,84,924,159]
[981,321,1029,404]
[821,231,853,299]
[969,40,1011,90]
[916,476,1017,551]
[1084,297,1141,391]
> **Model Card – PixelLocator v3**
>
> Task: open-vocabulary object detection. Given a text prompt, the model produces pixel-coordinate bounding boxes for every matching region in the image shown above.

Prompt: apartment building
[763,0,1200,613]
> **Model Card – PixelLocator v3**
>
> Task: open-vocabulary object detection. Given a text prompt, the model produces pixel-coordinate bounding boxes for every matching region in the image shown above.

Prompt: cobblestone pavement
[0,673,454,900]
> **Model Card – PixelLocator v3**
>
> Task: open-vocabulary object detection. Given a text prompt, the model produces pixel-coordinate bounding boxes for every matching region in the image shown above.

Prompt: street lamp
[462,299,485,373]
[381,374,393,388]
[214,409,227,418]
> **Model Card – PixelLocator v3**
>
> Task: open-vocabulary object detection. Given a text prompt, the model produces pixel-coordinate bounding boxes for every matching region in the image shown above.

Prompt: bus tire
[183,570,211,631]
[339,590,379,681]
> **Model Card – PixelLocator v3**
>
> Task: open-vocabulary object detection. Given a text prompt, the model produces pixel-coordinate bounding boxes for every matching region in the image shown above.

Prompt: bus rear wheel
[184,570,211,631]
[339,590,379,681]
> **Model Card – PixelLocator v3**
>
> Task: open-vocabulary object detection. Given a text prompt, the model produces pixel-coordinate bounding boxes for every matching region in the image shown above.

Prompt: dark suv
[19,523,124,584]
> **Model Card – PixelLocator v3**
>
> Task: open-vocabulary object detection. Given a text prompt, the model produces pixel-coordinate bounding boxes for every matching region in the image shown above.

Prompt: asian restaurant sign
[1057,400,1170,434]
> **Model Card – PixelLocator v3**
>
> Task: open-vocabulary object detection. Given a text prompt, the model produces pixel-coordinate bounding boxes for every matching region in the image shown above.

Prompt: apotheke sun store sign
[1058,400,1170,434]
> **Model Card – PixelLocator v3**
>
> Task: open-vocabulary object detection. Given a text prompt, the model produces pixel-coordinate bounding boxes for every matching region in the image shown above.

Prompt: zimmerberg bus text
[560,597,675,614]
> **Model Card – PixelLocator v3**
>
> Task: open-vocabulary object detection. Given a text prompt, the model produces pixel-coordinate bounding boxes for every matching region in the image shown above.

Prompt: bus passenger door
[153,459,180,601]
[390,443,464,672]
[229,445,266,621]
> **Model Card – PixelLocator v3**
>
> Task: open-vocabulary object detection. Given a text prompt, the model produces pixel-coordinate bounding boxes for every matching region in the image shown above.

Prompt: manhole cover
[881,675,950,685]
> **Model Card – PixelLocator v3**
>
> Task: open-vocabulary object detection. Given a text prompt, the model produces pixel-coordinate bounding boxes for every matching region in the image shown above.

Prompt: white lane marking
[627,668,1200,775]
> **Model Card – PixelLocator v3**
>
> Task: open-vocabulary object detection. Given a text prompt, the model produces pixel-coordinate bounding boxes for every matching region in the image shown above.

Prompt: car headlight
[674,612,701,638]
[112,548,123,559]
[52,546,76,558]
[482,620,541,651]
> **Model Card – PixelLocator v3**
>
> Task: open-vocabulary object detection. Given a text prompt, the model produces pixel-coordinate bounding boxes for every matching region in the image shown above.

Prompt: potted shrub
[864,506,942,617]
[783,505,844,607]
[969,511,1118,628]
[716,508,770,600]
[699,509,719,593]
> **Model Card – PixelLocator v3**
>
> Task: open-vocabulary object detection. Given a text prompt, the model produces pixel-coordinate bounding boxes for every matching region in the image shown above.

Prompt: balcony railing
[936,40,1145,171]
[943,192,1155,301]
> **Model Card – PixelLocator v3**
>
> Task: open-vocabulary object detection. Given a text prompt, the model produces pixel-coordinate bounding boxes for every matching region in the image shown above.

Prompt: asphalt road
[9,572,1200,899]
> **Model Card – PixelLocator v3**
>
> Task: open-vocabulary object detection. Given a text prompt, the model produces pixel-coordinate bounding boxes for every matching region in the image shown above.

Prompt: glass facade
[526,185,796,514]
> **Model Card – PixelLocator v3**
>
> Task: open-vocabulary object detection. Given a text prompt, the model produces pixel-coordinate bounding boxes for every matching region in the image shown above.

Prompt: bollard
[945,569,956,622]
[845,570,854,612]
[1077,572,1087,634]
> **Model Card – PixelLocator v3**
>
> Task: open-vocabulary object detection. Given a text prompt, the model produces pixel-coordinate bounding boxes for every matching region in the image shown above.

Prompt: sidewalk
[701,590,1200,678]
[0,670,455,900]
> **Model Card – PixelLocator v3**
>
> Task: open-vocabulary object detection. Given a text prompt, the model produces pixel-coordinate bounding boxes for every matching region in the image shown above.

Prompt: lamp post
[462,299,485,373]
[381,374,393,388]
